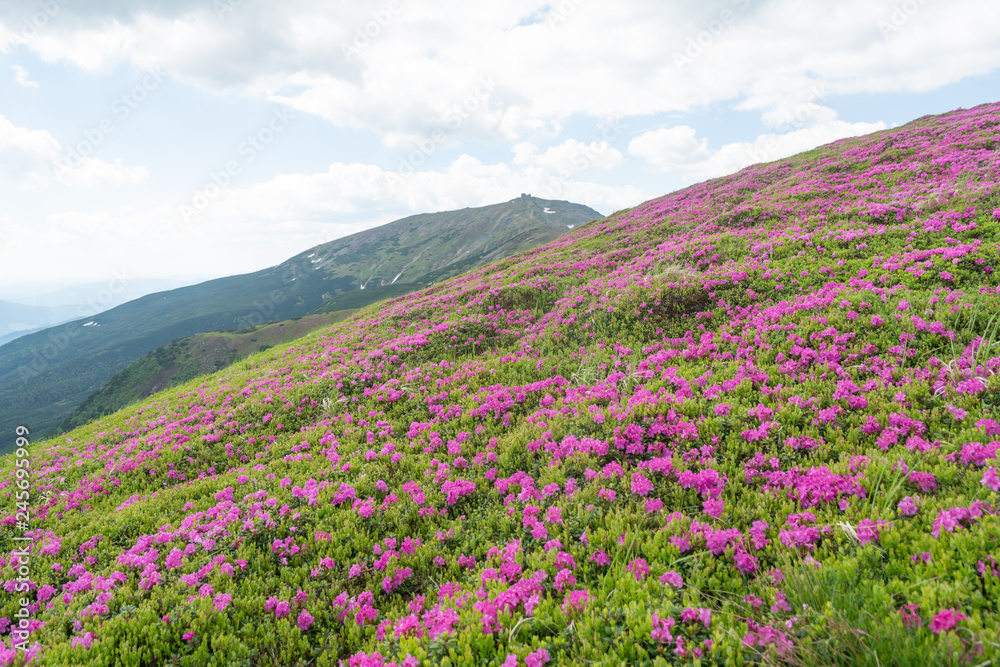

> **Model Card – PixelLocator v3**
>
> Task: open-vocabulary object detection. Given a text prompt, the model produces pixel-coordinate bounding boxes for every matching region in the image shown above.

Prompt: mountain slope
[0,196,600,445]
[60,311,356,432]
[3,103,1000,665]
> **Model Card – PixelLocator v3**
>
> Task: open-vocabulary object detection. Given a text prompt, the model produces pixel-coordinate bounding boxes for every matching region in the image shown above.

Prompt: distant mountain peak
[0,196,603,443]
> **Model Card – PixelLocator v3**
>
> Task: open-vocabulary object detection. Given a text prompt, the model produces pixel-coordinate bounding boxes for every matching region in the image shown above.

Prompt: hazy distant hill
[0,279,209,348]
[0,300,80,345]
[0,195,600,445]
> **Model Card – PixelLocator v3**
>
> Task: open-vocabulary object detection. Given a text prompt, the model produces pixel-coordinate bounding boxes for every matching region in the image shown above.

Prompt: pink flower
[929,608,967,634]
[703,499,724,518]
[931,503,987,538]
[631,473,654,497]
[908,471,936,493]
[561,589,590,615]
[897,496,919,516]
[275,600,290,618]
[946,404,967,421]
[627,558,649,581]
[297,609,314,632]
[660,570,683,588]
[681,607,712,628]
[733,548,758,574]
[749,521,770,549]
[982,467,1000,492]
[553,568,577,591]
[213,593,232,611]
[871,315,884,327]
[899,604,922,629]
[856,519,889,545]
[441,479,477,505]
[525,648,550,667]
[651,613,676,643]
[589,550,610,566]
[165,549,184,569]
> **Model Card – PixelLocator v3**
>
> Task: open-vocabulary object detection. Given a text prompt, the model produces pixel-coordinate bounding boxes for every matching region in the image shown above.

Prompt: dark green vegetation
[0,196,600,450]
[59,311,356,433]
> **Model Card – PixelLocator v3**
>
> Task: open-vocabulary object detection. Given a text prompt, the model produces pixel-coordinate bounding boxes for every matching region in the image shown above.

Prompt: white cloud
[0,214,11,256]
[0,115,148,187]
[512,138,624,174]
[53,157,149,187]
[183,154,638,228]
[2,0,996,144]
[12,65,38,87]
[497,106,562,142]
[0,114,59,156]
[627,126,709,171]
[630,112,887,181]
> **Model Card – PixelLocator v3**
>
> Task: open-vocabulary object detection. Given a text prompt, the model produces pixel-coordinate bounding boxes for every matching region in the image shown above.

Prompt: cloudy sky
[1,0,998,300]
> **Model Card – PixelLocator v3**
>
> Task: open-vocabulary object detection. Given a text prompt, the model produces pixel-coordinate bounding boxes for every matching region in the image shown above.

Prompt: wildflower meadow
[2,102,1000,665]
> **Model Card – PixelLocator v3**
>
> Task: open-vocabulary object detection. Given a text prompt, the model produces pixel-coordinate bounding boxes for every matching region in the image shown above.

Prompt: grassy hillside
[0,196,600,447]
[60,312,357,433]
[2,103,1000,665]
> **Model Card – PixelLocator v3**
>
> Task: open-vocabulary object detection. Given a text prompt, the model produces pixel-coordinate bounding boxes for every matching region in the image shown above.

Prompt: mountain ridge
[0,195,601,449]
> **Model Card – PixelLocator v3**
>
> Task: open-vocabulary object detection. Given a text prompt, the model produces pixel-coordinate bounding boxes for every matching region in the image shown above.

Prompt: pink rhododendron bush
[3,103,1000,666]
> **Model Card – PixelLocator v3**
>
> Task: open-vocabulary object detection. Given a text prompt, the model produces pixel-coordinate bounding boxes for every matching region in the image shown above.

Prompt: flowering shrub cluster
[2,103,1000,665]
